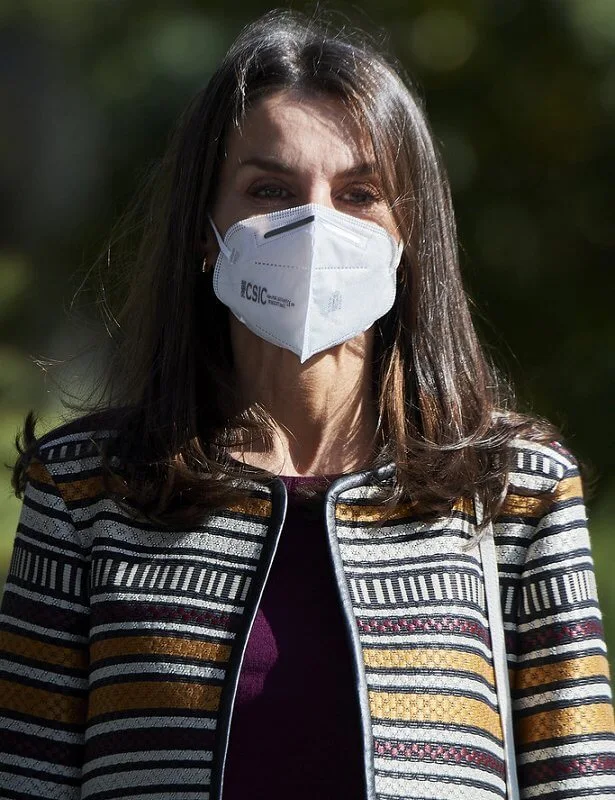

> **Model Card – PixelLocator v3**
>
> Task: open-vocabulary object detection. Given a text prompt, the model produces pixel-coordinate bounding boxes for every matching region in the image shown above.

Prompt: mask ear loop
[207,214,233,261]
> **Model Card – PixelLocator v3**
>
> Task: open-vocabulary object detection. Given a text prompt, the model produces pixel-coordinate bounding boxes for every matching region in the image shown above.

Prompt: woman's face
[206,89,400,257]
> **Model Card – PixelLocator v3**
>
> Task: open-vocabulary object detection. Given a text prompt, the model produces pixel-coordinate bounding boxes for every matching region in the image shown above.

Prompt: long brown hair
[14,9,558,524]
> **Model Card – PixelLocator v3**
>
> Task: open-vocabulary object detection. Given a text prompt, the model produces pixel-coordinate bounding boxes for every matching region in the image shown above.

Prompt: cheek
[386,204,405,244]
[209,192,238,237]
[206,189,242,265]
[208,159,245,236]
[374,206,401,243]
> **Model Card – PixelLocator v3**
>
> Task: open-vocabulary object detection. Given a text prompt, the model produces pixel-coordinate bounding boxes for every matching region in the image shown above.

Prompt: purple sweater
[222,477,365,799]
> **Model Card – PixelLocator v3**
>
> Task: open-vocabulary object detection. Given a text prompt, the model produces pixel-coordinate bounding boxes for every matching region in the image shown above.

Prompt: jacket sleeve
[513,455,615,798]
[0,460,89,799]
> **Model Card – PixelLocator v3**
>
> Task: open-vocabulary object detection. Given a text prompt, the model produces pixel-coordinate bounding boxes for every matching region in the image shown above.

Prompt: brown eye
[248,182,293,201]
[340,185,382,205]
[256,187,287,198]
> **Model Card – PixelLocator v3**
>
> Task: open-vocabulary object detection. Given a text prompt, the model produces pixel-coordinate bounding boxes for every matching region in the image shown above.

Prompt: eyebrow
[237,156,294,174]
[236,156,379,179]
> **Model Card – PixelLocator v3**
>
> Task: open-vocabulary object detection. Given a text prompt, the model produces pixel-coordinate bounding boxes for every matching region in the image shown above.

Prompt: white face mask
[209,203,403,363]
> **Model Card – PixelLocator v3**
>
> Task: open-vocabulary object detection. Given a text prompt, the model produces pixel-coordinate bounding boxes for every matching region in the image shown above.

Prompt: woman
[1,9,613,800]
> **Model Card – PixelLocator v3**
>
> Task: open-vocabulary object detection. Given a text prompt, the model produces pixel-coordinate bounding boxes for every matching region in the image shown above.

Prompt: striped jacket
[0,427,614,800]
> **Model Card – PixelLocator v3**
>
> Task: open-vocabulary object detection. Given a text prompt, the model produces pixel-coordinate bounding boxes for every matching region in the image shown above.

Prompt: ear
[200,226,220,273]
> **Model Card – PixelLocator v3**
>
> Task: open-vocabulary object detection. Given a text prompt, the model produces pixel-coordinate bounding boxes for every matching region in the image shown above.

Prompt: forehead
[223,89,375,172]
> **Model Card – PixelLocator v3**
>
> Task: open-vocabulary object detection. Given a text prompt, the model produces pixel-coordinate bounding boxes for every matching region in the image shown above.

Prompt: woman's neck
[228,320,378,476]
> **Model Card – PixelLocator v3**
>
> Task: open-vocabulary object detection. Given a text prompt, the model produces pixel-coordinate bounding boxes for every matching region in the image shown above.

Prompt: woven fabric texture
[0,429,614,799]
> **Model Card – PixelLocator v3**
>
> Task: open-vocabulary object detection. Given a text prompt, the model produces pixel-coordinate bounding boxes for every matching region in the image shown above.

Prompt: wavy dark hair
[14,9,558,524]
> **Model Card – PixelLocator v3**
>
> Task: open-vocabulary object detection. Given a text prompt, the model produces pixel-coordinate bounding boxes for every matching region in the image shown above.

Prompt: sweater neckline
[278,474,337,494]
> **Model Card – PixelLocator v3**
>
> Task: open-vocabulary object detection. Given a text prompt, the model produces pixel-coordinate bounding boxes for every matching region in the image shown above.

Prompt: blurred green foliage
[0,0,613,660]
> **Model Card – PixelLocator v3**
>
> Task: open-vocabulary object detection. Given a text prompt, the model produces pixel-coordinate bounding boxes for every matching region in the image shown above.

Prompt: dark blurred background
[1,0,614,663]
